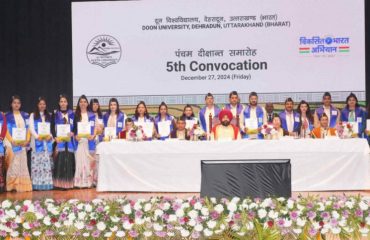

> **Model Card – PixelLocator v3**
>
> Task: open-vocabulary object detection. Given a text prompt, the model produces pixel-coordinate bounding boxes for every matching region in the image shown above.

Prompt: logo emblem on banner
[298,36,350,56]
[86,35,122,68]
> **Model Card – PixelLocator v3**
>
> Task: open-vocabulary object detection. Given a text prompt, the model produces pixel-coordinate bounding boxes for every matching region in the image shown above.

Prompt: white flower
[154,209,164,218]
[143,231,152,237]
[210,198,217,204]
[246,222,254,230]
[180,229,190,237]
[133,202,142,211]
[10,231,19,237]
[43,216,51,226]
[63,220,73,226]
[296,204,305,211]
[296,218,306,227]
[195,224,203,232]
[201,207,209,216]
[23,222,31,230]
[168,214,177,222]
[54,222,61,228]
[258,209,267,219]
[268,210,278,219]
[331,211,340,219]
[293,228,302,234]
[321,227,329,235]
[77,203,84,210]
[220,223,226,230]
[284,219,292,228]
[123,204,132,214]
[75,221,85,230]
[85,204,93,212]
[23,200,32,207]
[339,219,347,227]
[332,227,341,234]
[5,210,16,218]
[176,209,184,218]
[32,231,41,236]
[345,201,354,209]
[104,232,112,238]
[153,223,163,231]
[92,199,103,205]
[194,202,202,210]
[167,232,175,237]
[317,203,325,211]
[231,197,241,203]
[249,203,258,209]
[144,203,152,212]
[123,221,133,230]
[35,212,43,220]
[1,200,11,209]
[207,220,217,229]
[188,219,196,227]
[82,232,89,237]
[232,224,240,231]
[214,204,224,214]
[227,202,237,212]
[287,200,294,209]
[97,222,106,231]
[261,198,272,208]
[110,216,120,223]
[135,217,144,225]
[360,201,369,211]
[204,228,213,237]
[162,202,171,211]
[360,228,369,235]
[110,226,118,232]
[116,231,125,237]
[188,210,198,219]
[68,213,76,221]
[78,211,86,220]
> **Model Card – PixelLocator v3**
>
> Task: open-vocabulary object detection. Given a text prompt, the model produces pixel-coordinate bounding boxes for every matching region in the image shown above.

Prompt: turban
[218,109,233,122]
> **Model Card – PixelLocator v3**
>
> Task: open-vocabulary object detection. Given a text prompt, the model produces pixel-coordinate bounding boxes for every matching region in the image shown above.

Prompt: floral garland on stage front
[0,195,370,239]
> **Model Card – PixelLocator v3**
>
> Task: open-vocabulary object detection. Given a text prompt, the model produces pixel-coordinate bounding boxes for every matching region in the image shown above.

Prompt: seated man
[170,117,190,140]
[311,113,337,138]
[119,118,134,139]
[211,109,241,140]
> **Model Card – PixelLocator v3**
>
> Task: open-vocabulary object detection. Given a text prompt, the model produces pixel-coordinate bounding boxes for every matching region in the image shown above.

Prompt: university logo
[86,35,122,68]
[298,36,350,55]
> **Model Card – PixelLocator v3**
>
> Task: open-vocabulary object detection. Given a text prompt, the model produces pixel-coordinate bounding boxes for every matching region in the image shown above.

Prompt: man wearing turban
[211,109,241,140]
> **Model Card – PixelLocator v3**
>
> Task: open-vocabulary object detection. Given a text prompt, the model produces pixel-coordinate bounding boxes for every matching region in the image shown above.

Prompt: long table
[96,139,370,192]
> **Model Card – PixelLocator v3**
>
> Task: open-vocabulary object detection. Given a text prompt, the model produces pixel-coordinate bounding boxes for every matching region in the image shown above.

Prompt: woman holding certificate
[131,101,155,140]
[103,98,126,140]
[90,98,104,143]
[341,93,367,138]
[5,95,32,192]
[154,102,175,140]
[73,95,96,188]
[52,94,76,189]
[181,105,199,131]
[29,97,53,190]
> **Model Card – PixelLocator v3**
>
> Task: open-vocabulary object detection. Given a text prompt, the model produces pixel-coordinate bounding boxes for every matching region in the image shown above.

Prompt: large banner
[72,0,365,104]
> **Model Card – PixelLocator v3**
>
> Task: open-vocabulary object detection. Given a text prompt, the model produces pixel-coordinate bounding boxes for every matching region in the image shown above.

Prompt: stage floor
[0,189,369,201]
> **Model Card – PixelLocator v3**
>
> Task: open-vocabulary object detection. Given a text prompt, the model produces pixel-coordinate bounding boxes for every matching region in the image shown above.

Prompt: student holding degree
[243,92,267,139]
[314,92,340,128]
[181,105,199,131]
[103,98,126,140]
[131,101,155,140]
[224,91,244,128]
[279,98,300,136]
[341,93,366,138]
[198,93,221,138]
[52,94,76,189]
[5,95,32,192]
[73,95,96,188]
[90,98,104,143]
[154,102,175,140]
[29,97,53,190]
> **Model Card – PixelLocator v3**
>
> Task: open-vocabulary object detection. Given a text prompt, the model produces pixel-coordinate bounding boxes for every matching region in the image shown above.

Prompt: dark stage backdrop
[0,0,369,112]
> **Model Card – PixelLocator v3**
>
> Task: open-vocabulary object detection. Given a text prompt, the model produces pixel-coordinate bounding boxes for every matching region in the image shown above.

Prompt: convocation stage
[97,139,370,192]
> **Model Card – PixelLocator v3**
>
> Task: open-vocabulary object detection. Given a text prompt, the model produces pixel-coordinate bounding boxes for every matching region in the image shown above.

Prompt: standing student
[29,97,53,190]
[182,104,199,130]
[103,98,126,138]
[0,112,7,192]
[90,98,103,143]
[52,94,76,189]
[131,101,155,140]
[314,92,340,128]
[199,93,221,136]
[341,93,366,138]
[154,102,175,140]
[279,98,300,135]
[242,92,267,139]
[5,95,32,192]
[73,95,96,188]
[296,100,314,138]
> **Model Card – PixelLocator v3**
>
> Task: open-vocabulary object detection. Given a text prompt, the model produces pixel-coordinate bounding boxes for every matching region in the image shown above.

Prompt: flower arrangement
[261,124,277,140]
[337,122,355,138]
[128,125,147,141]
[0,195,370,239]
[188,124,205,141]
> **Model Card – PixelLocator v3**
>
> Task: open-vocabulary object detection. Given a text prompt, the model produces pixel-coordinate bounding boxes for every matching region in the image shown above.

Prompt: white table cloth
[96,139,370,192]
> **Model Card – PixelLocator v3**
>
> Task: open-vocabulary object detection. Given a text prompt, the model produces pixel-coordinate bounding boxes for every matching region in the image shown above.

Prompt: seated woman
[271,114,287,139]
[170,117,190,140]
[311,113,337,138]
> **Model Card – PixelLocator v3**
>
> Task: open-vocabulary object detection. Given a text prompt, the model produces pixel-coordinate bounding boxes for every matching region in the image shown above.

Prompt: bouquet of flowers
[127,125,147,141]
[337,122,354,138]
[189,124,205,141]
[261,124,277,139]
